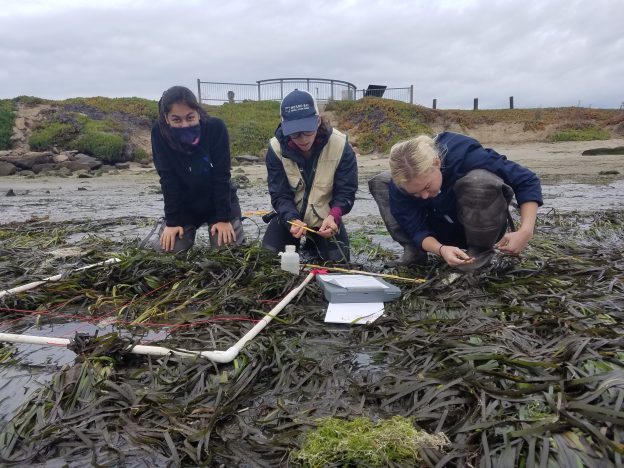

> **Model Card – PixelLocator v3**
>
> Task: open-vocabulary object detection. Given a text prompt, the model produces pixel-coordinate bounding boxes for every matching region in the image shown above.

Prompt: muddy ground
[0,138,622,272]
[0,137,622,270]
[1,138,623,231]
[0,139,622,279]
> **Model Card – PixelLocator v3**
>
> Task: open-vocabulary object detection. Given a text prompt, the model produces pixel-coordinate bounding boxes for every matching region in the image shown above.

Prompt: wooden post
[509,96,514,109]
[473,98,478,110]
[196,79,202,104]
[432,98,437,109]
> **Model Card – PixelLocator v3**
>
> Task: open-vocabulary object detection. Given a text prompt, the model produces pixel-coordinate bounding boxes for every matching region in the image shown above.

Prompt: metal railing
[197,82,621,109]
[256,78,356,102]
[197,78,413,104]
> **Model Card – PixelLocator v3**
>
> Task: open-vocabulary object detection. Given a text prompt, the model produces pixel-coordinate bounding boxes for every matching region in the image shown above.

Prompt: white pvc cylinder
[0,333,70,347]
[228,272,314,354]
[0,258,121,299]
[0,333,235,361]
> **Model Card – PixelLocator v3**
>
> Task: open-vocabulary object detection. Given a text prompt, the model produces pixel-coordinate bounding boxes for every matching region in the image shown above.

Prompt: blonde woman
[369,132,542,270]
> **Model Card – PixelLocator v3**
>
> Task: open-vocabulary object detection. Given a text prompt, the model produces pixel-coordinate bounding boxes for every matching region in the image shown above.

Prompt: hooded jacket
[265,123,358,227]
[389,132,543,250]
[152,117,241,227]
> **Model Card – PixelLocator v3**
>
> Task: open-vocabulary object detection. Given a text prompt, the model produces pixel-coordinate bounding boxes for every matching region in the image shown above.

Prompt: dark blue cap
[280,89,319,136]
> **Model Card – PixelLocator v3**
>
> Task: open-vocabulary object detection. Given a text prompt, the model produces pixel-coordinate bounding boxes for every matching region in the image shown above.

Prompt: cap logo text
[284,104,310,113]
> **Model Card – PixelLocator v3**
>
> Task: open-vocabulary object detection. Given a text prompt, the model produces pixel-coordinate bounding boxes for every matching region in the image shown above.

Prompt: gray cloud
[0,0,621,109]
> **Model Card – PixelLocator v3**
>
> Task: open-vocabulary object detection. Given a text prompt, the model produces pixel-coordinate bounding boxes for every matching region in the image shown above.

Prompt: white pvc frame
[0,263,313,362]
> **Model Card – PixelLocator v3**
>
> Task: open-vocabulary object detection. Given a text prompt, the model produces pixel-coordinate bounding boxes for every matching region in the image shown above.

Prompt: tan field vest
[269,130,347,227]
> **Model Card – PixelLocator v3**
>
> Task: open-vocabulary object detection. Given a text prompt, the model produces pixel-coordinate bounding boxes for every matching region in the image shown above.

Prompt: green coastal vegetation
[29,115,127,163]
[325,97,434,153]
[550,126,611,141]
[1,95,622,159]
[207,99,281,157]
[0,99,16,149]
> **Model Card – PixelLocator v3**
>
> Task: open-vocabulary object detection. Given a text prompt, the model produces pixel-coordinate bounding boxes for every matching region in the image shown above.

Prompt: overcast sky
[0,0,622,109]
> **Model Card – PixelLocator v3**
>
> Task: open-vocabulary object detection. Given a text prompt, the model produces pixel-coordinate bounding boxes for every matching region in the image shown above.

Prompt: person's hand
[439,245,474,267]
[317,215,338,239]
[160,226,184,251]
[495,228,533,255]
[289,219,307,239]
[210,221,236,246]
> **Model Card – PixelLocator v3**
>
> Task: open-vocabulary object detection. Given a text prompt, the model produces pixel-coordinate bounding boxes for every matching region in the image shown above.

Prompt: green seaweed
[0,210,623,466]
[292,416,449,467]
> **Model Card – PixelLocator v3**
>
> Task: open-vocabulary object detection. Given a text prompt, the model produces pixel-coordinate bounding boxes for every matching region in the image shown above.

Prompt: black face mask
[171,124,201,146]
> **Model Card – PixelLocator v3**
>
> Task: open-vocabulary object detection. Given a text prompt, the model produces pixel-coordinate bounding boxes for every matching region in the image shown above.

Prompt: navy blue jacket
[152,118,240,227]
[265,124,358,224]
[390,132,543,250]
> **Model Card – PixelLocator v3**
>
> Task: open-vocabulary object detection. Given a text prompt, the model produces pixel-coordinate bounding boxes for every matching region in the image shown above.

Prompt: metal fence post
[197,79,202,104]
[409,85,413,104]
[509,96,514,109]
[433,98,437,109]
[280,79,284,100]
[473,98,479,110]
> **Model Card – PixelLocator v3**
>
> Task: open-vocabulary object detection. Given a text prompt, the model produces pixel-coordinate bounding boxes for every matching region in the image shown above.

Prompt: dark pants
[262,217,350,262]
[368,171,425,265]
[368,171,414,247]
[148,217,245,254]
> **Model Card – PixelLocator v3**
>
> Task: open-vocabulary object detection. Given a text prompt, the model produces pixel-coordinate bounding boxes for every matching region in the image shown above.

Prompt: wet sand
[238,138,624,184]
[0,139,623,226]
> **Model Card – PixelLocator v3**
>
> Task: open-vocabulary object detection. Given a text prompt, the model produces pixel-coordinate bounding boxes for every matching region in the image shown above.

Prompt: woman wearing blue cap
[262,89,358,262]
[148,85,244,253]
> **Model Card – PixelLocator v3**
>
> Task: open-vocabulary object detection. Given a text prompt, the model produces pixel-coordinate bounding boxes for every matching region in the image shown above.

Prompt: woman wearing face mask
[262,89,357,262]
[148,85,244,253]
[377,133,542,270]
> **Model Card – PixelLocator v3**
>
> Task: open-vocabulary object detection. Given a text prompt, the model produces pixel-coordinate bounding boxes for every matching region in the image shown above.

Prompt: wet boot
[453,169,514,271]
[368,171,427,266]
[389,244,425,267]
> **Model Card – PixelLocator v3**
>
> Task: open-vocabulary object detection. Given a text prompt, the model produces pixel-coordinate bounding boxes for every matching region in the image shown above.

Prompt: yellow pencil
[287,220,319,234]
